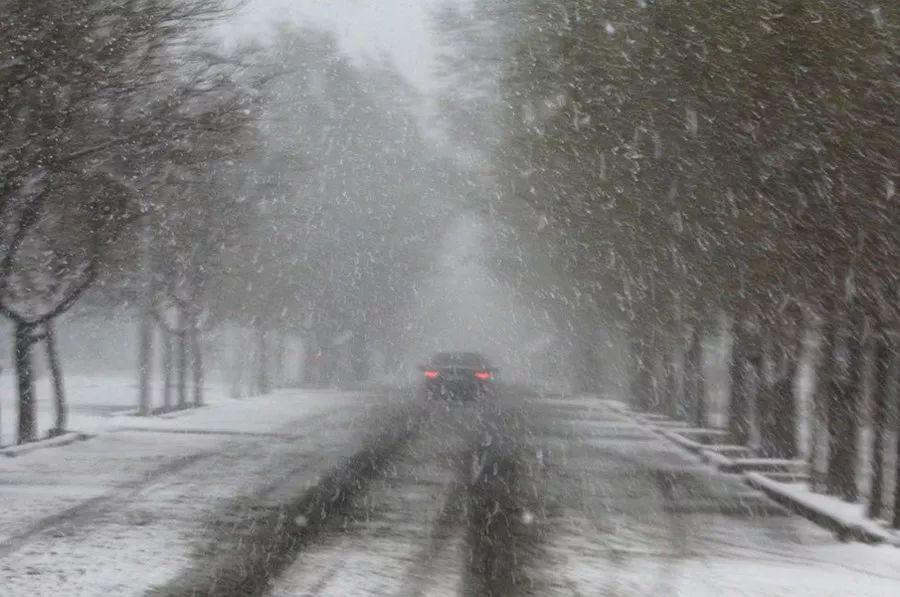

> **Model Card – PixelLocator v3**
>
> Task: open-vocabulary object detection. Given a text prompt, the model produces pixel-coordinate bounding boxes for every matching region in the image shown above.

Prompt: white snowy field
[0,387,393,596]
[265,394,900,596]
[531,396,900,597]
[0,372,236,446]
[2,386,899,596]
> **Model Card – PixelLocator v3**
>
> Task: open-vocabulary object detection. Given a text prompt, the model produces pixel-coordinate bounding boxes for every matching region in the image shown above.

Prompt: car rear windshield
[431,352,488,368]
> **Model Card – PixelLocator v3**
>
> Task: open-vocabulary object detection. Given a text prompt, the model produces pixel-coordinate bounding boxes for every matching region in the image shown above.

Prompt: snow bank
[0,373,232,446]
[746,472,899,545]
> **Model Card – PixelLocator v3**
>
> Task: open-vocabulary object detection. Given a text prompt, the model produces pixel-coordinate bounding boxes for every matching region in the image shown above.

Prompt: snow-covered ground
[2,386,899,596]
[0,372,236,445]
[532,395,900,596]
[266,403,479,596]
[0,386,395,596]
[249,393,900,596]
[747,472,900,545]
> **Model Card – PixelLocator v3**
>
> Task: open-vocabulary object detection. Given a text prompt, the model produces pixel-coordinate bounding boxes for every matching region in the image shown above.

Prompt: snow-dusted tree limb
[0,0,255,442]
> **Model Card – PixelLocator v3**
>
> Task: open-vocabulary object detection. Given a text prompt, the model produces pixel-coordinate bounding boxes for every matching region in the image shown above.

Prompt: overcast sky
[223,0,464,96]
[222,1,530,373]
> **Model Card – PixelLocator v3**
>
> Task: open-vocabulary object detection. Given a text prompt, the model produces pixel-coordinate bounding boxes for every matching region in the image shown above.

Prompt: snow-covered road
[0,389,401,596]
[2,388,899,596]
[260,393,900,597]
[526,396,900,596]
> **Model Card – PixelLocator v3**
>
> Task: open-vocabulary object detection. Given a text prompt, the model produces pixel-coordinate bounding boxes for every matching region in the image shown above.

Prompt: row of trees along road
[1,0,252,442]
[0,5,456,444]
[248,27,457,388]
[452,0,899,526]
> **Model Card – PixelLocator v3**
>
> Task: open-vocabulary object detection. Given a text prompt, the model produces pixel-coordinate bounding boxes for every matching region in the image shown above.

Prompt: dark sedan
[420,351,498,400]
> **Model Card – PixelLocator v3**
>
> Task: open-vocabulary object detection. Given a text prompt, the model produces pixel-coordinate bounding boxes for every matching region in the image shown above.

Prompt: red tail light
[424,370,439,379]
[474,371,492,380]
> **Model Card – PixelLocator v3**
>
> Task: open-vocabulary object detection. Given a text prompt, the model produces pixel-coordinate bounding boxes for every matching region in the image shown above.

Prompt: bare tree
[0,0,241,441]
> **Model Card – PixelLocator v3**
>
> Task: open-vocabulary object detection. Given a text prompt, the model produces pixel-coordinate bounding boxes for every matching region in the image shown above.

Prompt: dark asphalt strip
[399,479,467,597]
[460,404,548,597]
[398,396,551,597]
[147,402,427,597]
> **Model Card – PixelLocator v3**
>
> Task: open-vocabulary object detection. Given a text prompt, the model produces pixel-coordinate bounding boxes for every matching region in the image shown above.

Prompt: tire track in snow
[0,409,343,560]
[267,400,480,596]
[149,399,428,597]
[263,391,550,597]
[0,451,213,558]
[459,401,549,597]
[397,480,467,597]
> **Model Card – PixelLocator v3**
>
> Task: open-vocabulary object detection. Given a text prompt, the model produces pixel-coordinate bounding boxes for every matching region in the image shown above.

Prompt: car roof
[430,352,489,367]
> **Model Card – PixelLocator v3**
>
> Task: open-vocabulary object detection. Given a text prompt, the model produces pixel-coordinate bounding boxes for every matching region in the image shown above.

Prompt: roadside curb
[109,403,216,421]
[744,472,892,545]
[606,401,898,546]
[1,432,95,458]
[157,405,209,419]
[660,429,707,454]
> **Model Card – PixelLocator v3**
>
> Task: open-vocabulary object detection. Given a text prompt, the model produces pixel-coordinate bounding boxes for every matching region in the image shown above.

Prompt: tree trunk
[137,222,153,416]
[826,307,865,502]
[756,338,774,452]
[177,330,188,409]
[809,321,830,492]
[256,324,269,394]
[645,332,663,413]
[629,333,651,411]
[15,321,37,444]
[841,305,866,502]
[821,319,840,493]
[894,391,900,527]
[350,331,369,384]
[759,358,799,459]
[746,351,763,447]
[758,311,801,459]
[191,328,204,407]
[728,319,751,444]
[44,321,66,436]
[867,331,891,518]
[274,331,286,388]
[161,330,174,411]
[660,347,678,419]
[685,326,705,428]
[137,308,153,416]
[322,348,335,386]
[652,350,668,414]
[227,326,243,399]
[672,342,690,420]
[304,332,319,386]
